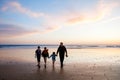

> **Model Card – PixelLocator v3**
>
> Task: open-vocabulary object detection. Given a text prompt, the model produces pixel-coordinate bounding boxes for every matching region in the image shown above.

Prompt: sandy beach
[1,0,120,79]
[0,48,120,80]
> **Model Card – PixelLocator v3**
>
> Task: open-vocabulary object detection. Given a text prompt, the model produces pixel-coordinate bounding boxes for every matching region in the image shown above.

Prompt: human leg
[60,55,64,68]
[53,60,55,66]
[44,57,47,68]
[37,56,40,66]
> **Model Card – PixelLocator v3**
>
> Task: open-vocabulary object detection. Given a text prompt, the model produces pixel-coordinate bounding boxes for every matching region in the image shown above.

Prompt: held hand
[56,54,58,56]
[66,54,68,57]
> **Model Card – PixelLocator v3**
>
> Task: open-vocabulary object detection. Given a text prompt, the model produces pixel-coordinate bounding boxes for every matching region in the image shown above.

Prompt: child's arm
[49,54,52,58]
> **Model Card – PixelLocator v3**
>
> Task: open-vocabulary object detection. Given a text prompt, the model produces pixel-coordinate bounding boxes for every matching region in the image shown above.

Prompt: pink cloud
[66,14,87,24]
[1,2,45,18]
[36,24,60,34]
[0,24,39,37]
[66,0,118,24]
[1,0,119,34]
[0,23,59,38]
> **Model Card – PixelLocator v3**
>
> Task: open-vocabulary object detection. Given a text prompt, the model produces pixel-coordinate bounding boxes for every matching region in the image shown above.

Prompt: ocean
[0,44,120,49]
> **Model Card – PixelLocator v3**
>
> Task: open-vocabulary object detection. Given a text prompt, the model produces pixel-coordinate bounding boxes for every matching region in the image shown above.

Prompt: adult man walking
[57,42,68,68]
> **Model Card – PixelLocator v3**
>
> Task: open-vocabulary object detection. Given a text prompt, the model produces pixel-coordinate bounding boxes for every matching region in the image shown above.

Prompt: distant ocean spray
[0,44,120,49]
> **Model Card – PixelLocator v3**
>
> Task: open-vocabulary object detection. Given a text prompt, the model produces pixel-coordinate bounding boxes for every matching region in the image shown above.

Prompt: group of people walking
[35,42,68,68]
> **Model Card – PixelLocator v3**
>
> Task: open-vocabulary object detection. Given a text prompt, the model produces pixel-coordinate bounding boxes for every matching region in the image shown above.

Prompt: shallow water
[0,47,120,65]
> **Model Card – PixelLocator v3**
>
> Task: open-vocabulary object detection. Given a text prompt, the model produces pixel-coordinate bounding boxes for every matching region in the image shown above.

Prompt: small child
[49,52,57,66]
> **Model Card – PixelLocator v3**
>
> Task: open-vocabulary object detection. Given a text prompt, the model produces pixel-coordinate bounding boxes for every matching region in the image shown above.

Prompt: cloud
[66,14,88,24]
[37,0,119,30]
[0,1,60,33]
[0,0,119,34]
[40,25,60,33]
[0,23,59,37]
[1,2,45,18]
[100,16,120,23]
[0,24,38,37]
[66,0,118,24]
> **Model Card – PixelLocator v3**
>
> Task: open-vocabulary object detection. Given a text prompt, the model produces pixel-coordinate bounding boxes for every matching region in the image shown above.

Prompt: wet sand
[0,48,120,80]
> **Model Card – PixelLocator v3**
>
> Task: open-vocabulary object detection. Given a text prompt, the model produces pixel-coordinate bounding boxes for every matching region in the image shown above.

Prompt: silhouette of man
[57,42,68,68]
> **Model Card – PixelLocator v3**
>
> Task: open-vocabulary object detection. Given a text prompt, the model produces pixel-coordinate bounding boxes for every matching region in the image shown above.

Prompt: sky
[0,0,120,45]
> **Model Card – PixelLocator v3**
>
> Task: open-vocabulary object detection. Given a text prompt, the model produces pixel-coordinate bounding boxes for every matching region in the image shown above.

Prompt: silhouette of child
[42,47,49,68]
[49,52,57,66]
[35,46,41,68]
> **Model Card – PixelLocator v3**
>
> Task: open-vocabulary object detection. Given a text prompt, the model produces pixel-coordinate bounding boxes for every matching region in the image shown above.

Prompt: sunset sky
[0,0,120,45]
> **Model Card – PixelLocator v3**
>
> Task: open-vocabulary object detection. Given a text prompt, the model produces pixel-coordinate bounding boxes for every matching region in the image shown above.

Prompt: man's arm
[65,46,68,57]
[56,47,59,55]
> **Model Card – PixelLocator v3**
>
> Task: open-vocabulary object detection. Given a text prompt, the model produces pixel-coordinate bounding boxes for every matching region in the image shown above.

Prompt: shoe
[37,64,40,68]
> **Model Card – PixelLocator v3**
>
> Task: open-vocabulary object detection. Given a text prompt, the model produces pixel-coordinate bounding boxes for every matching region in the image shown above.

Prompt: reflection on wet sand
[0,48,120,80]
